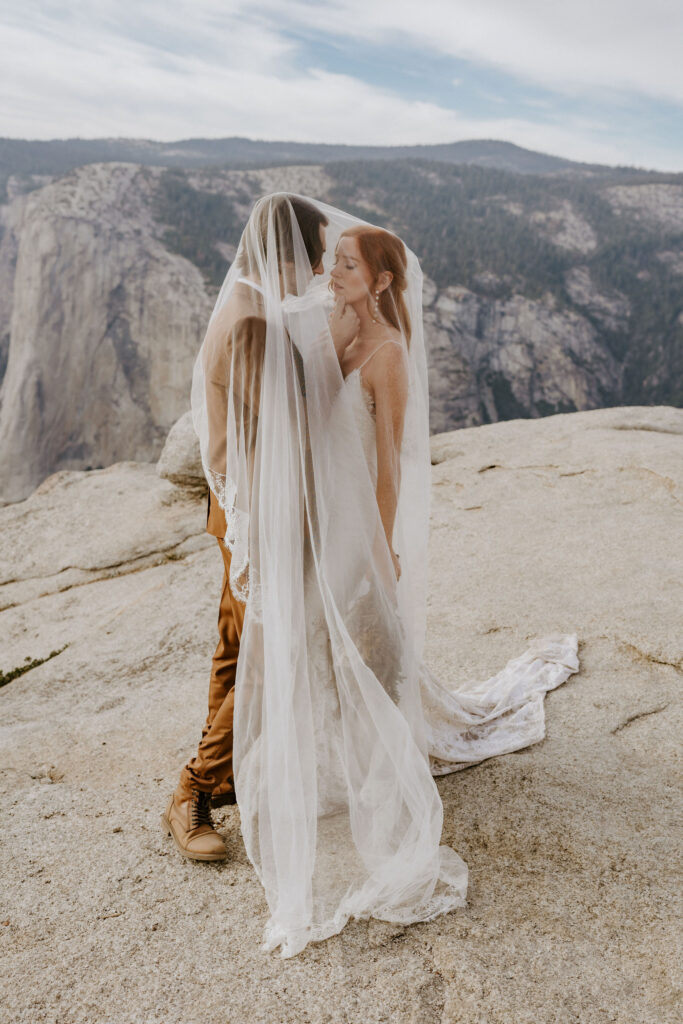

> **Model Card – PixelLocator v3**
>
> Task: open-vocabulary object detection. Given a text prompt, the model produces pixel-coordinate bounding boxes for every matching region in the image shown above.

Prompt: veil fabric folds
[191,193,579,958]
[191,193,468,956]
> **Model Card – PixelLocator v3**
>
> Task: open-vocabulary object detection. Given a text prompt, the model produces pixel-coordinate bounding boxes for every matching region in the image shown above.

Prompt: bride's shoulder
[368,333,407,374]
[363,336,408,405]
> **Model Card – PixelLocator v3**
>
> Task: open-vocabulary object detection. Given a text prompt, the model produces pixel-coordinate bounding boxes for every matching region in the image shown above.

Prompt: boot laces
[190,790,214,829]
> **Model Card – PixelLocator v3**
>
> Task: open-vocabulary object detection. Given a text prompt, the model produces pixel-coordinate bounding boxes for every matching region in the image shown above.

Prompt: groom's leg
[177,537,245,798]
[201,543,240,739]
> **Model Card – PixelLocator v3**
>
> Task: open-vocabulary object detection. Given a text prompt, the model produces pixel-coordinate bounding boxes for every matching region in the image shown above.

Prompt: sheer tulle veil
[191,193,469,957]
[191,192,579,959]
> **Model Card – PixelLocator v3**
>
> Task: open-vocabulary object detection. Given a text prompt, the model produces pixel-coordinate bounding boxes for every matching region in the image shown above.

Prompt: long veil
[191,193,578,958]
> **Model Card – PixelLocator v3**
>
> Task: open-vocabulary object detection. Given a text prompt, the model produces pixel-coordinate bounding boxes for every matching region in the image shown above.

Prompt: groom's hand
[328,297,359,359]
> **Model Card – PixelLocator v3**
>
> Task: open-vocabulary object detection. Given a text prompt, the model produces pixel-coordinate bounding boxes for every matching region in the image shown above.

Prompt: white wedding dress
[258,330,579,955]
[340,338,580,779]
[206,195,581,958]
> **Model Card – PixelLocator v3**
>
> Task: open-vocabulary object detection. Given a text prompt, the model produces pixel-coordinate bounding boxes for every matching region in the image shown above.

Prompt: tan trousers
[178,535,246,799]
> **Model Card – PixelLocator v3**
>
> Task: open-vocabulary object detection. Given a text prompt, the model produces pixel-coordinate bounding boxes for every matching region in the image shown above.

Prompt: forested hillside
[151,160,683,409]
[0,153,681,501]
[328,161,683,408]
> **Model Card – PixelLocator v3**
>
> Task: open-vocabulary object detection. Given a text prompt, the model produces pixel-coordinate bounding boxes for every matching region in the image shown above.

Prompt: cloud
[260,0,683,105]
[0,0,681,171]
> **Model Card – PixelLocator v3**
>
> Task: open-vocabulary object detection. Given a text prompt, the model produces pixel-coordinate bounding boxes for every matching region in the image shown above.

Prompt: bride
[191,193,580,959]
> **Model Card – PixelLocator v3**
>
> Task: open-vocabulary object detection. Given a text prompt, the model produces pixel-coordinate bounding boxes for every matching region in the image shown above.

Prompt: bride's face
[330,236,373,304]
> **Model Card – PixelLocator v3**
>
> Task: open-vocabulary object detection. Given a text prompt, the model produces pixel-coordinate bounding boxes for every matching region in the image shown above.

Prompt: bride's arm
[371,347,409,577]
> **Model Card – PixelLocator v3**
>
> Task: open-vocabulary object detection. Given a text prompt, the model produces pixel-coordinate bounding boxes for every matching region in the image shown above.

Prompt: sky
[1,0,682,172]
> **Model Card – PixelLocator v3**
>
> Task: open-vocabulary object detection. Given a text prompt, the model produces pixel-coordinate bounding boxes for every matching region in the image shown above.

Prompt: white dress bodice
[341,338,403,487]
[343,367,378,484]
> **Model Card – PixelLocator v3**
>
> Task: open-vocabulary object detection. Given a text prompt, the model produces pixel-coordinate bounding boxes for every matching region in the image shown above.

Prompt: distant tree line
[150,169,241,287]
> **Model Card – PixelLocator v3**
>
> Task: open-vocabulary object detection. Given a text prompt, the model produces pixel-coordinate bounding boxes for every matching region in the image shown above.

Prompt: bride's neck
[350,300,388,341]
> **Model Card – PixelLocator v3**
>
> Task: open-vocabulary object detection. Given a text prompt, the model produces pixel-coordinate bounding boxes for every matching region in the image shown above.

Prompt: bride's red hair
[339,226,412,344]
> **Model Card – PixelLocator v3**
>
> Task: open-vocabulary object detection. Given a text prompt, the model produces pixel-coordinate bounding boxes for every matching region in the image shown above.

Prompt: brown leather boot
[160,787,228,862]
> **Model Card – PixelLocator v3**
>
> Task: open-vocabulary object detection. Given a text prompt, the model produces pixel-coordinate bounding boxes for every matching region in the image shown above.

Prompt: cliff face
[0,161,680,502]
[423,280,621,431]
[0,162,338,503]
[0,163,212,503]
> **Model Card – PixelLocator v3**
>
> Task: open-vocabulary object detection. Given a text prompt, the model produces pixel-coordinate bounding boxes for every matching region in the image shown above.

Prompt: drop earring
[373,289,380,322]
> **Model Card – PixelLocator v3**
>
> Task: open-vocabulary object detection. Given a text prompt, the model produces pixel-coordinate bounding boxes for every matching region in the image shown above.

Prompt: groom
[162,196,339,862]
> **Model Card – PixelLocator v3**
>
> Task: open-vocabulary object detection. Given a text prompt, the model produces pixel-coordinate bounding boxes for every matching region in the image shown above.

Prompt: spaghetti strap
[357,339,403,372]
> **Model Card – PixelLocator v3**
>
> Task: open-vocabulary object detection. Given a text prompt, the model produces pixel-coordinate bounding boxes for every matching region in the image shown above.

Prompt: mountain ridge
[1,135,674,202]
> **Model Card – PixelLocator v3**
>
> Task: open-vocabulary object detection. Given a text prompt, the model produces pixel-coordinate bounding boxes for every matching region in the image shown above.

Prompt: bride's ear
[377,270,393,293]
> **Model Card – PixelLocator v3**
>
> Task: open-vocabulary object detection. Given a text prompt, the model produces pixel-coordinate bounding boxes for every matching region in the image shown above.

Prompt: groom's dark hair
[259,194,328,271]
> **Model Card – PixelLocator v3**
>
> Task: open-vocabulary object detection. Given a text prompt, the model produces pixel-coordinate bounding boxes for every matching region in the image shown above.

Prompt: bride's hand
[328,297,359,358]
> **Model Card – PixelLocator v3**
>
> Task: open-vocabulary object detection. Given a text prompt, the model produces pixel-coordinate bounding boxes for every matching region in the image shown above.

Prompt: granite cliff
[0,163,211,503]
[1,159,681,503]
